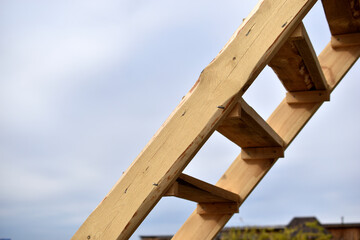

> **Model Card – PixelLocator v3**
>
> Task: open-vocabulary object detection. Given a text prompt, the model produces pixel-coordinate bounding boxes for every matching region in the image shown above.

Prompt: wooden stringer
[72,0,360,239]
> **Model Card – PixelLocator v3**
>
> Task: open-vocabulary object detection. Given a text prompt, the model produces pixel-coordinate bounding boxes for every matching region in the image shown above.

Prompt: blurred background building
[140,217,360,240]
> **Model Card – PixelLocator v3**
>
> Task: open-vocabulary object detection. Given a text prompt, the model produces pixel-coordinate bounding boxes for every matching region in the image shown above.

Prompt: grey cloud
[1,1,359,240]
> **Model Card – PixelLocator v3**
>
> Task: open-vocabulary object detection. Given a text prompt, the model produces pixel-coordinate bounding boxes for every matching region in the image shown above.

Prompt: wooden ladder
[72,0,360,239]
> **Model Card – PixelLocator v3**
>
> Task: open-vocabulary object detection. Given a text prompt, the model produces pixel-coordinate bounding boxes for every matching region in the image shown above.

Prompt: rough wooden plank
[241,147,284,159]
[197,203,239,215]
[172,44,360,240]
[72,0,316,239]
[269,22,328,91]
[217,99,284,148]
[164,174,240,203]
[286,90,330,103]
[179,174,240,203]
[332,33,360,48]
[269,32,312,91]
[322,0,360,35]
[292,23,328,90]
[165,181,228,203]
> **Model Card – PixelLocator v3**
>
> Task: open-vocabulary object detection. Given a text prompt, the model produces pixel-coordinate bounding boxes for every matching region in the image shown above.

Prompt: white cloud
[1,1,359,240]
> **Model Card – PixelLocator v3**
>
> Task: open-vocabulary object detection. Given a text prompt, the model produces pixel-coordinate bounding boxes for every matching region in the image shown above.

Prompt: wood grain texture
[292,23,328,90]
[197,203,240,215]
[217,99,284,148]
[72,0,316,239]
[286,90,330,103]
[241,147,284,159]
[172,44,360,240]
[164,174,240,203]
[322,0,360,35]
[332,33,360,48]
[269,22,328,91]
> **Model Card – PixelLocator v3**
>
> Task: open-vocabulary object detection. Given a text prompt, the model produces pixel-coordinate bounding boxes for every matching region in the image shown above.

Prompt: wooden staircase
[72,0,360,239]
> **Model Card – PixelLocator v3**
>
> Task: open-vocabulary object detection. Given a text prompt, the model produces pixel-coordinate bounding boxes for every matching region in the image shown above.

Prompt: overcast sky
[1,1,359,240]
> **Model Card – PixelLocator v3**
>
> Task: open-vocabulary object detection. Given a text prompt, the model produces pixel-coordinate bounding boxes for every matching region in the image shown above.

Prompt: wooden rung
[197,202,239,215]
[173,43,360,240]
[241,147,284,160]
[286,90,330,104]
[331,33,360,48]
[164,173,240,204]
[217,99,284,148]
[322,0,360,35]
[269,22,328,91]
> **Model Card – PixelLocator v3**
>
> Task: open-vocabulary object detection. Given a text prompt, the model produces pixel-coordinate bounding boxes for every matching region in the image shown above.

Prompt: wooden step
[217,99,284,160]
[322,0,360,36]
[268,22,328,91]
[164,174,240,214]
[322,0,360,49]
[71,0,315,237]
[71,0,359,239]
[217,99,284,148]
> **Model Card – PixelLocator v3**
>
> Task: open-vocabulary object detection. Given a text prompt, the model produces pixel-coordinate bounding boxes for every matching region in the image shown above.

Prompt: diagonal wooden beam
[172,44,360,240]
[72,0,317,239]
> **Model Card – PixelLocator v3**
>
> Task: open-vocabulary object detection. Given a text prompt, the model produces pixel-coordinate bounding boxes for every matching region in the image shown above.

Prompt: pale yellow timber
[71,0,317,239]
[269,22,328,91]
[172,44,360,240]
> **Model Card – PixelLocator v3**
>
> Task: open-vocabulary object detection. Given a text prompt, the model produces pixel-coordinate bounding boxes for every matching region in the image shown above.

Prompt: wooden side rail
[71,1,359,239]
[172,42,360,240]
